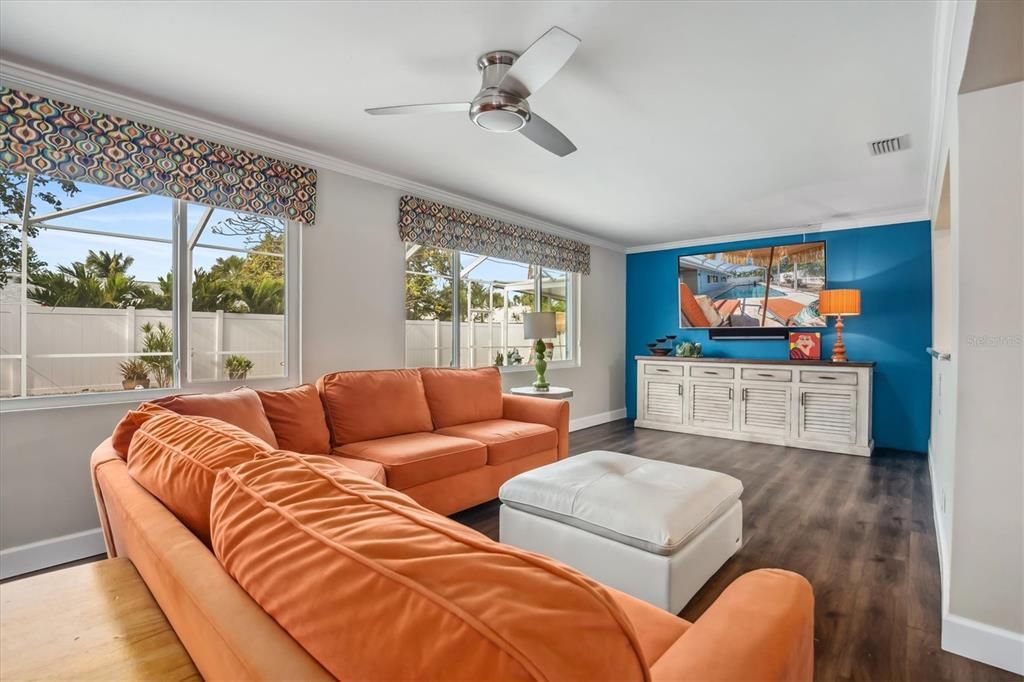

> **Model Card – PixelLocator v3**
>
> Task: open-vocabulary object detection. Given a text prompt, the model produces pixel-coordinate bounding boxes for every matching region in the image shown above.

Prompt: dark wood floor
[453,419,1021,682]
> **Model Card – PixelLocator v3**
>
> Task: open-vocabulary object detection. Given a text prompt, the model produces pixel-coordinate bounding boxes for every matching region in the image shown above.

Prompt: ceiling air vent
[869,134,910,156]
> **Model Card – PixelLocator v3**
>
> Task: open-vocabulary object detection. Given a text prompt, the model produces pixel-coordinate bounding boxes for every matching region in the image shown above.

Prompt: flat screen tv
[678,241,826,328]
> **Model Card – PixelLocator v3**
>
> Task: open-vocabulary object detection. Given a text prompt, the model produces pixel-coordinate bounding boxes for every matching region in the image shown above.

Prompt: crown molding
[623,208,929,254]
[0,60,626,253]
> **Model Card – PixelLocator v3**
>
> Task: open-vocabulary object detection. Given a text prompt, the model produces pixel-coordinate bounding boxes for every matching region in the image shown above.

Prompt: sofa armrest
[650,569,814,682]
[91,438,122,558]
[502,394,570,459]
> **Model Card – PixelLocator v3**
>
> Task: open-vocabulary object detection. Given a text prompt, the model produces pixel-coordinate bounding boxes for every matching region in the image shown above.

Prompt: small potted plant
[119,359,150,390]
[224,354,254,381]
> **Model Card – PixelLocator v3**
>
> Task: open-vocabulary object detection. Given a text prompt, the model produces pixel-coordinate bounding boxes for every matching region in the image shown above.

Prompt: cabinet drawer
[690,366,735,379]
[741,368,792,382]
[800,370,858,386]
[644,364,683,377]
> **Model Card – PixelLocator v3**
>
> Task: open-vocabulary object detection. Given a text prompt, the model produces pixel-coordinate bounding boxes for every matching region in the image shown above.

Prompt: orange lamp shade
[819,289,861,316]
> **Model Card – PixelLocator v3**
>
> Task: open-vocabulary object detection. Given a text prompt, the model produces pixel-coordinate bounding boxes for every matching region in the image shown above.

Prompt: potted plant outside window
[119,359,151,390]
[225,354,254,381]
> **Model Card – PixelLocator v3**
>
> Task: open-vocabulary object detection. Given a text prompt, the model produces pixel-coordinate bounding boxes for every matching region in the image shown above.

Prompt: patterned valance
[0,87,317,225]
[398,195,591,274]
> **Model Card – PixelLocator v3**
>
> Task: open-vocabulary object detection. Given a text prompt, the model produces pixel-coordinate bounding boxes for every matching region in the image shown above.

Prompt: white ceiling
[0,1,938,247]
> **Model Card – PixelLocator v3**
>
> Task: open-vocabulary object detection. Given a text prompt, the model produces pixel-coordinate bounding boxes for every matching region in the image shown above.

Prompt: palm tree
[237,277,284,314]
[84,250,135,278]
[28,256,152,309]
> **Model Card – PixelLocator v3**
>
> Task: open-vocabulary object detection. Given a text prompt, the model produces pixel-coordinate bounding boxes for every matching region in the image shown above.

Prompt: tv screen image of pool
[677,242,827,328]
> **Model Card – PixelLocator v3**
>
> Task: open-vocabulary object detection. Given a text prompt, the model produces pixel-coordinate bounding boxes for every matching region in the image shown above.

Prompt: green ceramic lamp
[524,311,557,391]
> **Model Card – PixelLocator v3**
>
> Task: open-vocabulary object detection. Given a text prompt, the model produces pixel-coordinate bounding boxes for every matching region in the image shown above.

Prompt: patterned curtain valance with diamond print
[0,87,317,225]
[398,195,590,274]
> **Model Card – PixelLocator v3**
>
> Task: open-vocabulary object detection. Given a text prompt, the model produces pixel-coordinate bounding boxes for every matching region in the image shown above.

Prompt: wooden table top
[0,558,199,681]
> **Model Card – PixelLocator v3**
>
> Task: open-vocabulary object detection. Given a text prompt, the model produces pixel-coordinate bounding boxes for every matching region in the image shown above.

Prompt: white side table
[509,386,573,400]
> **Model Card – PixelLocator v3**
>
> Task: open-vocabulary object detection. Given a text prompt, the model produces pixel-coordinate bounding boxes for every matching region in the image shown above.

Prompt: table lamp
[819,289,861,362]
[523,311,557,391]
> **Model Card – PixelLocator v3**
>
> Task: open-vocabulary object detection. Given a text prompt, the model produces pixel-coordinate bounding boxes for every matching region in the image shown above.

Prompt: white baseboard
[942,614,1024,675]
[929,441,1024,675]
[0,528,106,580]
[569,408,627,432]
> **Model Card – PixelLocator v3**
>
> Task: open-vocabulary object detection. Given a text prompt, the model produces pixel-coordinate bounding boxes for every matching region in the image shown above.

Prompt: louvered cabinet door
[643,379,684,424]
[688,380,735,430]
[797,387,857,444]
[739,384,790,436]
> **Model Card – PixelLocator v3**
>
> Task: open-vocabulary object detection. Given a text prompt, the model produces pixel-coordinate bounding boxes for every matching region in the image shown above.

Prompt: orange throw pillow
[418,367,504,428]
[256,385,331,454]
[317,370,433,445]
[152,387,279,447]
[127,412,273,545]
[110,402,175,458]
[210,452,648,681]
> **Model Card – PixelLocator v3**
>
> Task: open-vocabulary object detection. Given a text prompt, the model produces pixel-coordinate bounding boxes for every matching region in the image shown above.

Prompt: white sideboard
[635,356,874,456]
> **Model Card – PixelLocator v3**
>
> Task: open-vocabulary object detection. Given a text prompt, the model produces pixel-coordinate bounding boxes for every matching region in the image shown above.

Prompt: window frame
[0,171,301,413]
[404,244,580,372]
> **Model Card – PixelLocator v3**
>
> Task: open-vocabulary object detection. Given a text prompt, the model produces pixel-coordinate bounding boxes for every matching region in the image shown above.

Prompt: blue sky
[19,175,558,286]
[26,178,282,281]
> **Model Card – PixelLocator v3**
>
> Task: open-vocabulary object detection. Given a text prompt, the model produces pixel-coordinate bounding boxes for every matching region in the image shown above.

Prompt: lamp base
[831,315,848,363]
[533,338,550,390]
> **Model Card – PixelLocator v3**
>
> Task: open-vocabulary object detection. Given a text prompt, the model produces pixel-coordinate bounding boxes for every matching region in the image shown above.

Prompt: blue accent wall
[625,221,932,453]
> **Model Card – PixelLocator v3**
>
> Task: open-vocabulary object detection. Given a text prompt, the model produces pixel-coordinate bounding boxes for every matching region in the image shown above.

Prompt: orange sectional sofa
[317,367,568,515]
[89,367,814,680]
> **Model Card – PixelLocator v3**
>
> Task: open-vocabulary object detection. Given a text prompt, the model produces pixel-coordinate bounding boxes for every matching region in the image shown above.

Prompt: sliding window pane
[405,245,454,367]
[188,204,286,382]
[22,176,174,396]
[459,253,532,368]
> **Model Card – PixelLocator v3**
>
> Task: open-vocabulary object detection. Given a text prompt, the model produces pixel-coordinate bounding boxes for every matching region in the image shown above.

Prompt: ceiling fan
[365,27,581,157]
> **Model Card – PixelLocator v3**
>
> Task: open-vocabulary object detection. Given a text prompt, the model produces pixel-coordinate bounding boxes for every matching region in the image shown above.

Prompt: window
[404,244,577,369]
[0,169,299,405]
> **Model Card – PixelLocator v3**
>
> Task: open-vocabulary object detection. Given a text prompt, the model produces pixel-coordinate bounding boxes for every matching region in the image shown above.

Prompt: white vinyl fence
[0,305,567,398]
[404,319,567,368]
[0,303,284,398]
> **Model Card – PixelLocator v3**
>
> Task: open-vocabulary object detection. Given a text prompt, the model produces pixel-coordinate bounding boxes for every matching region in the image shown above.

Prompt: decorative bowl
[656,338,667,343]
[651,347,672,356]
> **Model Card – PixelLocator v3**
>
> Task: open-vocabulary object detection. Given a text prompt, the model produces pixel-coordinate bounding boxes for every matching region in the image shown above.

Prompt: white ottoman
[498,450,743,613]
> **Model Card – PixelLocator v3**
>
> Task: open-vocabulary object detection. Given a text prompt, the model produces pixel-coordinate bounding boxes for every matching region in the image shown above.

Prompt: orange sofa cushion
[152,388,279,447]
[321,454,386,486]
[435,419,558,466]
[126,412,273,545]
[333,432,486,490]
[418,367,503,428]
[110,402,175,458]
[317,369,433,445]
[209,452,649,681]
[256,385,331,454]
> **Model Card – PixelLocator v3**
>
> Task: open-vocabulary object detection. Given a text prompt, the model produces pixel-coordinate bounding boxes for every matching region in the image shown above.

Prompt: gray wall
[0,167,626,555]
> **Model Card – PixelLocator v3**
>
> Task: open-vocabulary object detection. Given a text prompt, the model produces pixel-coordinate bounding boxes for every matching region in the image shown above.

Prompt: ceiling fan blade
[519,113,577,157]
[499,27,581,98]
[365,102,469,116]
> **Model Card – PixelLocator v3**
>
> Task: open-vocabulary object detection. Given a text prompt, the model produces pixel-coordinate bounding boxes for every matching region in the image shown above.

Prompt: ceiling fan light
[473,108,527,132]
[469,92,530,133]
